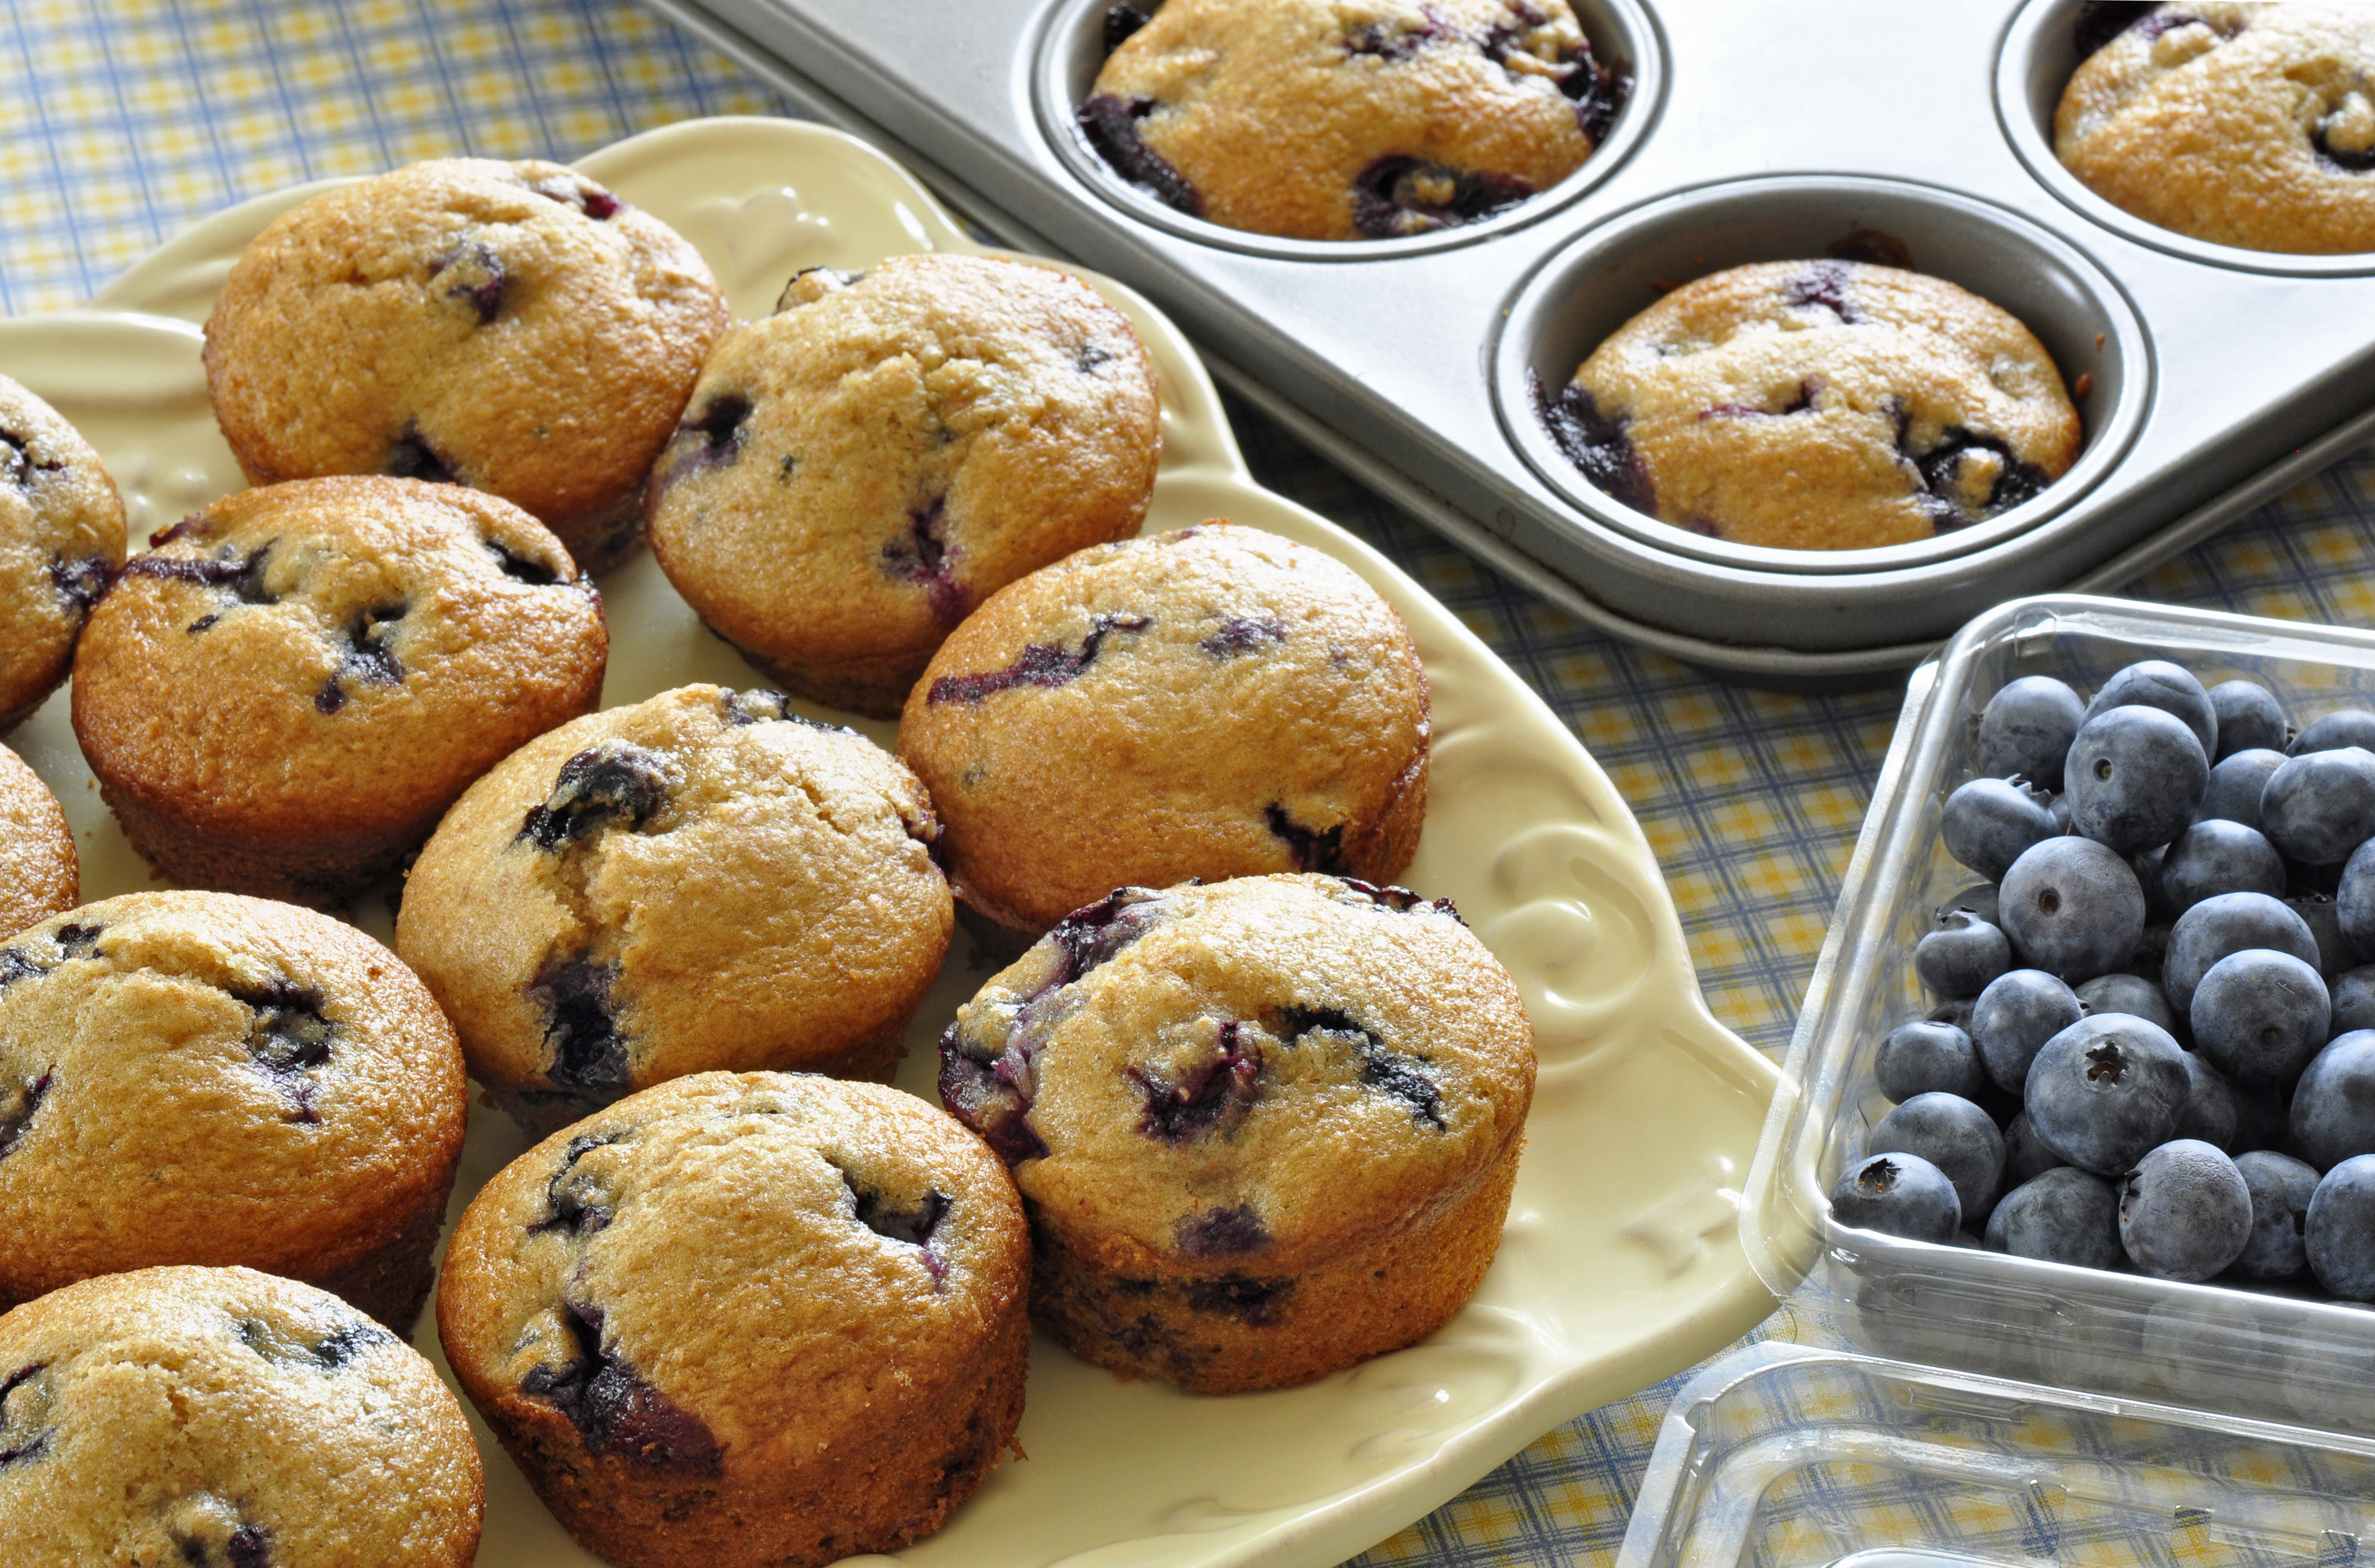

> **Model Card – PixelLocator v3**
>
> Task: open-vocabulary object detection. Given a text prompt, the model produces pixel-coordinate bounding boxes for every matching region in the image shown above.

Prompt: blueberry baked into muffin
[0,892,469,1330]
[898,522,1430,934]
[398,685,952,1139]
[0,1265,484,1567]
[1541,260,2083,551]
[1083,0,1628,241]
[647,255,1162,717]
[72,476,607,904]
[204,158,730,571]
[0,747,74,941]
[0,373,125,732]
[940,874,1534,1393]
[438,1071,1029,1568]
[2059,4,2375,255]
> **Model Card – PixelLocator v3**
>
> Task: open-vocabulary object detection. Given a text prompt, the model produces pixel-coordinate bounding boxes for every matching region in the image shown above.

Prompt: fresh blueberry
[2119,1138,2252,1280]
[2001,1110,2067,1187]
[2131,843,2176,927]
[2024,1014,2190,1175]
[1830,1151,1961,1242]
[2049,792,2073,835]
[2189,949,2330,1084]
[2260,746,2375,865]
[1875,1019,1988,1102]
[1937,883,2001,930]
[2196,748,2287,830]
[1975,675,2085,790]
[2333,836,2375,961]
[2230,1076,2290,1155]
[2333,964,2375,1035]
[2291,708,2375,756]
[1983,1166,2121,1267]
[2287,891,2353,978]
[2162,891,2321,1014]
[1942,778,2059,883]
[1913,911,2011,1000]
[2232,1149,2320,1280]
[2156,819,2286,918]
[2172,1048,2238,1151]
[2064,706,2209,854]
[2305,1154,2375,1298]
[2083,660,2218,758]
[1999,837,2146,982]
[1927,996,1976,1033]
[1972,969,2086,1093]
[2073,971,2183,1039]
[2292,1031,2375,1170]
[2208,680,2290,760]
[1869,1092,2005,1220]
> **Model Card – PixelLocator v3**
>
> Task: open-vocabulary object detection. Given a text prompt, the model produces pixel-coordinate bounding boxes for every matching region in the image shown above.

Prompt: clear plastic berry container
[1735,593,2375,1445]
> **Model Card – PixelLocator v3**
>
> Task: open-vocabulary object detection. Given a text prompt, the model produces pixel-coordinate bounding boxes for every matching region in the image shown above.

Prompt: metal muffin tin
[640,0,2375,680]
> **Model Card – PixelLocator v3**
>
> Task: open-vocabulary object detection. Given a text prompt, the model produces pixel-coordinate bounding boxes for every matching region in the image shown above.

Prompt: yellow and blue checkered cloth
[6,2,2374,1561]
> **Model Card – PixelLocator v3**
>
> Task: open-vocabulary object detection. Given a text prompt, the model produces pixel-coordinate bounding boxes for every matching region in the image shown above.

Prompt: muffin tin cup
[640,0,2375,671]
[1999,0,2375,279]
[1491,173,2151,576]
[1028,0,1666,261]
[1742,592,2375,1433]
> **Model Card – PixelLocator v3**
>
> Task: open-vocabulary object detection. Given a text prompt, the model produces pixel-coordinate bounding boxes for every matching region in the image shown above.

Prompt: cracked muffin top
[0,1265,482,1567]
[437,1072,1027,1482]
[896,522,1429,933]
[1081,0,1628,241]
[2058,4,2375,254]
[0,374,126,732]
[203,158,729,571]
[939,875,1534,1266]
[645,255,1161,718]
[396,685,951,1126]
[71,476,606,868]
[1544,260,2083,552]
[0,748,74,942]
[0,892,467,1308]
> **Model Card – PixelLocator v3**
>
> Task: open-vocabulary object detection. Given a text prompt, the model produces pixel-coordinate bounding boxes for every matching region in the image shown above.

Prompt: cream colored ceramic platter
[3,118,1778,1568]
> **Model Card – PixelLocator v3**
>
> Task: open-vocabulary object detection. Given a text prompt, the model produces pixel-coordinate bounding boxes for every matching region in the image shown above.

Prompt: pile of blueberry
[1832,659,2375,1298]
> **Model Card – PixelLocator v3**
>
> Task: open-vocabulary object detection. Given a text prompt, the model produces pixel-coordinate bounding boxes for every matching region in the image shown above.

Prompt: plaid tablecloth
[7,3,2374,1562]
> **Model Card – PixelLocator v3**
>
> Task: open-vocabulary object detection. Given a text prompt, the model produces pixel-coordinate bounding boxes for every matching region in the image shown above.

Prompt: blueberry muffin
[0,747,74,941]
[898,523,1429,934]
[2059,5,2375,255]
[1543,260,2083,551]
[1083,0,1628,240]
[73,476,607,905]
[647,256,1162,717]
[940,874,1532,1393]
[204,158,730,571]
[397,685,952,1139]
[438,1071,1029,1568]
[0,892,468,1330]
[0,374,126,731]
[0,1265,483,1566]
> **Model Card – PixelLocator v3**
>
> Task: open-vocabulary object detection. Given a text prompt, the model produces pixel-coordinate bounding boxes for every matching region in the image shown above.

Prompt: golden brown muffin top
[1553,260,2081,551]
[899,522,1429,932]
[0,892,468,1296]
[72,476,606,844]
[2058,4,2375,254]
[0,747,74,942]
[647,255,1161,713]
[203,158,728,544]
[438,1073,1027,1478]
[0,1265,482,1567]
[941,875,1534,1268]
[397,685,951,1104]
[0,373,126,731]
[1085,0,1625,240]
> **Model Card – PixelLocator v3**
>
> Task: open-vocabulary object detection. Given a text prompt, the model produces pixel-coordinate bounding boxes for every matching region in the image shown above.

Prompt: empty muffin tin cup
[1492,173,2152,576]
[2000,0,2375,278]
[1028,0,1664,260]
